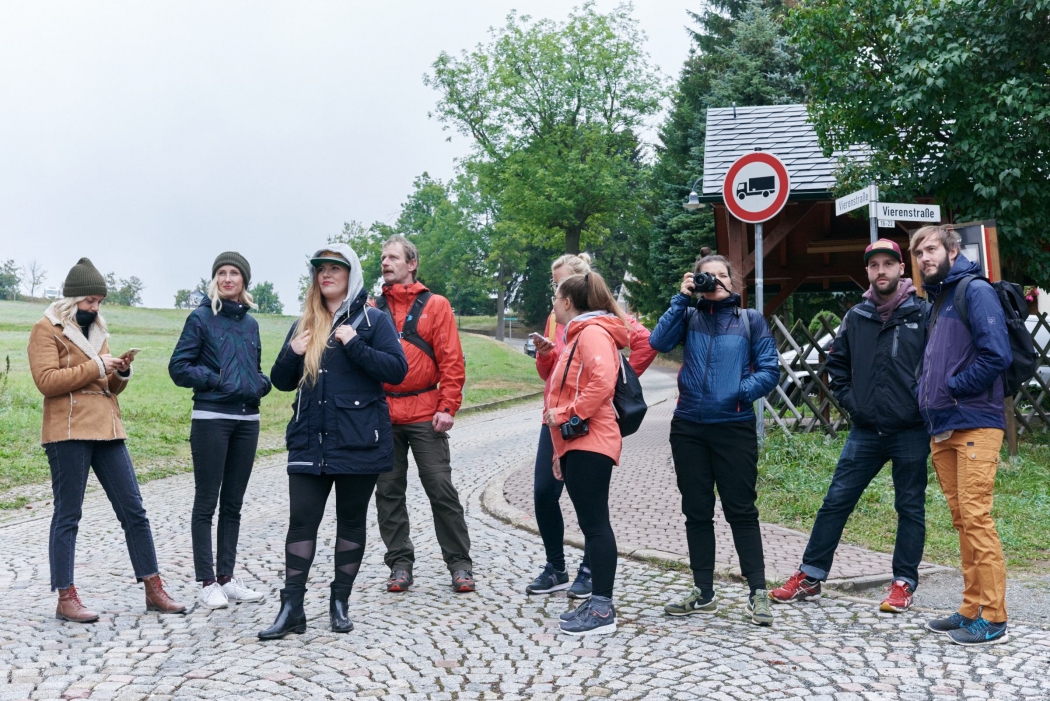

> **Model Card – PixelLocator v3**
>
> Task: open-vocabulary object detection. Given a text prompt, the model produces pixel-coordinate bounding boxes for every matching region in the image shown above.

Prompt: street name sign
[835,187,870,216]
[876,202,941,222]
[722,151,790,224]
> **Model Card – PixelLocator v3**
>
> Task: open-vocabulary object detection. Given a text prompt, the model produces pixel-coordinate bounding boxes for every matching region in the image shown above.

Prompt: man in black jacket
[770,239,929,612]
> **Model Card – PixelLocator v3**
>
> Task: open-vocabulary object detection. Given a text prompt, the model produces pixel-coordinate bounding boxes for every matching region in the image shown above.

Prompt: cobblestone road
[1,372,1048,700]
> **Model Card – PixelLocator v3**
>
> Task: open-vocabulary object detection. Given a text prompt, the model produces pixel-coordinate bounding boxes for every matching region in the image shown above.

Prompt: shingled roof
[700,104,866,200]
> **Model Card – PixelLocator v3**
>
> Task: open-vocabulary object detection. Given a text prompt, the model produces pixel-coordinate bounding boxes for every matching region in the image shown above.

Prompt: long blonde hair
[52,296,108,334]
[295,265,338,387]
[206,275,257,315]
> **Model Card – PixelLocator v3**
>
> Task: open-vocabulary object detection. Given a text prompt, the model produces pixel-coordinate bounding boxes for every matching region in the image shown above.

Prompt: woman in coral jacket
[526,253,655,600]
[542,271,632,637]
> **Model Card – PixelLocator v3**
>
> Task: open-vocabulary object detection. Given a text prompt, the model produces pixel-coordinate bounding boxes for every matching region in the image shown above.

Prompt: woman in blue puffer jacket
[648,247,779,626]
[258,242,407,640]
[169,251,272,611]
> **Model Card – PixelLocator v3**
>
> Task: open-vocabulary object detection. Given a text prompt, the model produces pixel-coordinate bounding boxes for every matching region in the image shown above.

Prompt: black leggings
[284,472,378,592]
[561,450,616,599]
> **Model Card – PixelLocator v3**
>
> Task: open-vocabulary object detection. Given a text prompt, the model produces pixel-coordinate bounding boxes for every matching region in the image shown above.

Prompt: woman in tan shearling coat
[27,257,185,622]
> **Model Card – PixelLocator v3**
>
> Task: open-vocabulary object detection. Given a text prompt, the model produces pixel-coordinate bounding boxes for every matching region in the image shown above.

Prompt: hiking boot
[567,567,592,600]
[879,579,914,613]
[559,595,616,636]
[947,617,1009,646]
[768,570,821,603]
[664,587,717,616]
[258,587,307,640]
[222,577,264,603]
[748,590,774,626]
[55,584,99,623]
[386,569,413,593]
[198,582,229,609]
[143,575,186,614]
[926,612,975,634]
[452,569,475,593]
[525,563,570,595]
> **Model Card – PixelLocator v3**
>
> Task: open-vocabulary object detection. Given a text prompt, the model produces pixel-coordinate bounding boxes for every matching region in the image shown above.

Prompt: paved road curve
[0,371,1048,700]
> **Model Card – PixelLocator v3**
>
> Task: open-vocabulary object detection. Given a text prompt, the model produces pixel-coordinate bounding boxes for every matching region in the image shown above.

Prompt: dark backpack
[376,291,436,364]
[560,329,648,437]
[949,275,1037,397]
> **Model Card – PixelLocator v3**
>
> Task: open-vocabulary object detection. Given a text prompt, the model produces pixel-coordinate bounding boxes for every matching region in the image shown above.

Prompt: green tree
[628,0,803,321]
[104,273,143,307]
[174,289,192,309]
[0,260,21,300]
[789,0,1050,284]
[249,281,283,314]
[426,2,665,255]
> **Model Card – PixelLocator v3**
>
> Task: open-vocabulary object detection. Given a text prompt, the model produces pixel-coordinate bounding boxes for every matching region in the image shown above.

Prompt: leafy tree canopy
[788,0,1050,284]
[250,281,283,314]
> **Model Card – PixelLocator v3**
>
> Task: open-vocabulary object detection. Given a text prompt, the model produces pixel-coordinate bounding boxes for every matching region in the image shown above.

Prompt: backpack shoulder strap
[559,339,580,393]
[954,274,978,329]
[736,307,753,363]
[381,291,436,363]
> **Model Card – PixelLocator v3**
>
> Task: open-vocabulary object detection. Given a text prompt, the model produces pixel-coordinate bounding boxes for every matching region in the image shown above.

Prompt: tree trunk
[565,226,581,255]
[495,265,506,342]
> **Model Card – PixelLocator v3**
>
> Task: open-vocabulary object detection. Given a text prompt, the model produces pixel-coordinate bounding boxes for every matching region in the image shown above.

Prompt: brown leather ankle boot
[56,584,99,623]
[143,575,186,614]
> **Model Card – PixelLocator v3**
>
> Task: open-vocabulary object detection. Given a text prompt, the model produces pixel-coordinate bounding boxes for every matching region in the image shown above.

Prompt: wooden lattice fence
[762,311,1050,439]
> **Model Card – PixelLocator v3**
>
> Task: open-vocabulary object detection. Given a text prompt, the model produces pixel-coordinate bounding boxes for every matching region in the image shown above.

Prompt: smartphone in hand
[120,348,142,361]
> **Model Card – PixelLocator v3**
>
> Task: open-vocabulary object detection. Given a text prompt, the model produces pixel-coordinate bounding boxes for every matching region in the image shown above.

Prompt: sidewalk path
[0,369,1046,700]
[500,367,947,586]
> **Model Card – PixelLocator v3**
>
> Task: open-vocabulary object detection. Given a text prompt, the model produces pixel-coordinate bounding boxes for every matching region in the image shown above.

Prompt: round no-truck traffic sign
[722,151,791,224]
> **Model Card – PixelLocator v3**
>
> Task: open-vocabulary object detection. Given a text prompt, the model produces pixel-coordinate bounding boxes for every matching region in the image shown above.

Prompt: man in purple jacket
[913,225,1012,646]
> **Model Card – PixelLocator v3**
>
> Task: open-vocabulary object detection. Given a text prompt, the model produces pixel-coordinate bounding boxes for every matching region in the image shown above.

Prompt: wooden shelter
[697,105,941,312]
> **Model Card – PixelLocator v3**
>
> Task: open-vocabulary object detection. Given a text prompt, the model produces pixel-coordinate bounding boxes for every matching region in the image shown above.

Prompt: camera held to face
[559,415,590,440]
[693,271,721,293]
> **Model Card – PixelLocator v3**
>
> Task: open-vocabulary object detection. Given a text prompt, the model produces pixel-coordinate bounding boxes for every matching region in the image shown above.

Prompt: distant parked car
[524,336,537,357]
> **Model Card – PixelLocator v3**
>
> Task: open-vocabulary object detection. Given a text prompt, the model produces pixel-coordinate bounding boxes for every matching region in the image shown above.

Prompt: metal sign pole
[869,181,878,243]
[754,220,765,445]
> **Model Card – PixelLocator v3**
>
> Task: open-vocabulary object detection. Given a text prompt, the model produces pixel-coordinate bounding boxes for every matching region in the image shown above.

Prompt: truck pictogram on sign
[736,176,776,200]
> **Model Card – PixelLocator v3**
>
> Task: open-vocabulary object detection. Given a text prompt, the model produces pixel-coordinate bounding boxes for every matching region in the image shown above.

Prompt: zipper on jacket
[696,308,717,422]
[892,326,899,358]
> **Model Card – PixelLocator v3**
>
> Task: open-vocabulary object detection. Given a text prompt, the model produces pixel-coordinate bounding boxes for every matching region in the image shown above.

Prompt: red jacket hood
[382,280,429,302]
[564,312,630,349]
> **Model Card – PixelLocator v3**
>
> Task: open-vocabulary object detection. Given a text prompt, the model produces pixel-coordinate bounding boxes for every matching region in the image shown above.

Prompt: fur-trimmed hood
[44,302,110,379]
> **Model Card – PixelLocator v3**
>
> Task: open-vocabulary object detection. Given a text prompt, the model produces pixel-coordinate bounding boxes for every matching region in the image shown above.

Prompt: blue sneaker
[560,598,590,621]
[559,595,616,636]
[525,563,570,595]
[947,617,1008,646]
[567,567,592,600]
[926,612,975,634]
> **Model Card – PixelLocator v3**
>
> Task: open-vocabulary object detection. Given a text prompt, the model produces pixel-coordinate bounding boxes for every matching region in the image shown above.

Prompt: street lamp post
[682,178,705,211]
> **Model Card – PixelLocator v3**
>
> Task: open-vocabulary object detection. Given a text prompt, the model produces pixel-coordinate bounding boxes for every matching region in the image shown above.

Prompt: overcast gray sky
[0,1,699,310]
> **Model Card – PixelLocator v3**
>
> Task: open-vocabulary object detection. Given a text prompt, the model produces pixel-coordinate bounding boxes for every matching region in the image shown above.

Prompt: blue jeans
[533,427,590,573]
[800,426,929,589]
[45,440,159,591]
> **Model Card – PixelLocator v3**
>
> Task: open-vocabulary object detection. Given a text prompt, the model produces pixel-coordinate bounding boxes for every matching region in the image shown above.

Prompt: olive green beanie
[62,257,107,298]
[212,251,251,286]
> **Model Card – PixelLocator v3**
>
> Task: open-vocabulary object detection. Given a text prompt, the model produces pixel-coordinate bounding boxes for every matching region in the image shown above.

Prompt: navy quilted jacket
[168,298,272,416]
[649,293,779,425]
[270,290,408,475]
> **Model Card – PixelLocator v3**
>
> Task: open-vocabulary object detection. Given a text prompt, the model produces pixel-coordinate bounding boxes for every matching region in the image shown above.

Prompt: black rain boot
[258,587,307,640]
[329,584,354,633]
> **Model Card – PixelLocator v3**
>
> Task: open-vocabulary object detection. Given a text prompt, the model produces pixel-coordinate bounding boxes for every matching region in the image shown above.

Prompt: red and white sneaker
[879,579,913,613]
[768,570,822,603]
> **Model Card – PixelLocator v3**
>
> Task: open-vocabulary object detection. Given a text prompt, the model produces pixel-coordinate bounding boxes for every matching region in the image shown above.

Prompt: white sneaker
[199,582,228,609]
[221,578,264,603]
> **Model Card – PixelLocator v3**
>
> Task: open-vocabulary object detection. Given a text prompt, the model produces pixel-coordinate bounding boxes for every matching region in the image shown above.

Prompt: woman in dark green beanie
[169,251,271,610]
[27,258,186,622]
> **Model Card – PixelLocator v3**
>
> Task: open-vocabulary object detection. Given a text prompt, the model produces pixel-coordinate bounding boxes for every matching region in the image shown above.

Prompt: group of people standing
[26,222,1012,645]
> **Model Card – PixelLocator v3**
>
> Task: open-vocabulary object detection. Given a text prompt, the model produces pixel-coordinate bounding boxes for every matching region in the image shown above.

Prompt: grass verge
[758,429,1050,570]
[0,301,543,504]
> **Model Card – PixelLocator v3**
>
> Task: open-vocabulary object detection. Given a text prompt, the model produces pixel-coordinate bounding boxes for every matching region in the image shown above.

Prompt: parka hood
[564,311,630,349]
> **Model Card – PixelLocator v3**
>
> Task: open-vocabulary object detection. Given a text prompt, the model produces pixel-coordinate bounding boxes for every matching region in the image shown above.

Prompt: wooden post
[984,221,1017,458]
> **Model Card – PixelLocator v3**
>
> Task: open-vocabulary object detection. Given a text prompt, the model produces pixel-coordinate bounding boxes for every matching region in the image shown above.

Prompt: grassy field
[0,301,543,507]
[758,429,1050,571]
